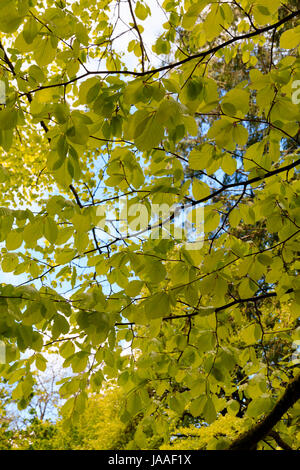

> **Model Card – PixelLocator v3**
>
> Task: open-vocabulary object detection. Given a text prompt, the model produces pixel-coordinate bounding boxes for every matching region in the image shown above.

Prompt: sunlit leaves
[0,108,18,130]
[144,292,170,319]
[192,179,210,200]
[5,230,22,251]
[207,118,248,149]
[43,216,58,244]
[135,1,150,21]
[0,0,298,448]
[0,1,25,33]
[221,89,250,117]
[189,144,214,170]
[280,25,300,49]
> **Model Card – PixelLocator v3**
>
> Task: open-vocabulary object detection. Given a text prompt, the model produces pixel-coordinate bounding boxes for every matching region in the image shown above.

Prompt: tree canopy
[0,0,299,451]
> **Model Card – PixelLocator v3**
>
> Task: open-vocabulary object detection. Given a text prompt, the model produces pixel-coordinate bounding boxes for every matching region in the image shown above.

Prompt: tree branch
[19,10,300,98]
[268,430,294,451]
[228,373,300,450]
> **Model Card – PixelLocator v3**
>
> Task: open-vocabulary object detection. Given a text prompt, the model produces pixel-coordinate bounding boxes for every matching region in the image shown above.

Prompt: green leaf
[221,89,249,115]
[34,37,57,67]
[280,27,300,49]
[203,397,217,424]
[43,216,58,244]
[35,353,47,372]
[192,179,210,200]
[232,124,248,146]
[23,18,38,44]
[240,323,262,345]
[56,248,77,265]
[5,230,22,251]
[169,395,184,414]
[135,2,149,20]
[0,109,17,130]
[190,396,206,417]
[2,253,18,272]
[0,4,24,33]
[189,145,214,170]
[144,292,170,319]
[52,314,70,339]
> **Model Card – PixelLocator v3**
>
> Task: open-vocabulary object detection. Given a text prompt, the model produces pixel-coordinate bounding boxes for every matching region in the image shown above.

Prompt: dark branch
[228,373,300,450]
[268,430,294,451]
[19,10,300,97]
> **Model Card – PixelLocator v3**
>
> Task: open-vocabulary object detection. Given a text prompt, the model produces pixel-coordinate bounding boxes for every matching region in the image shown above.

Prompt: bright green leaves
[243,140,266,171]
[207,118,248,150]
[125,93,200,151]
[269,97,300,124]
[34,36,58,67]
[189,144,214,171]
[125,390,144,418]
[66,122,89,146]
[47,140,81,187]
[0,0,298,444]
[74,231,89,254]
[0,107,18,151]
[35,353,47,372]
[204,205,220,232]
[78,77,101,105]
[55,248,77,265]
[251,0,281,25]
[202,397,217,424]
[240,323,262,345]
[1,253,19,272]
[180,77,219,113]
[0,164,9,183]
[168,393,185,415]
[137,256,167,284]
[195,330,216,353]
[190,395,206,417]
[280,25,300,49]
[124,280,144,297]
[126,108,164,151]
[185,79,204,102]
[5,230,22,251]
[52,314,70,340]
[0,108,18,130]
[43,216,58,245]
[192,179,210,200]
[203,3,233,42]
[11,373,35,408]
[152,36,171,56]
[23,17,39,44]
[135,1,150,21]
[182,0,209,30]
[246,396,273,419]
[123,78,166,106]
[53,103,70,124]
[221,154,237,175]
[238,277,257,298]
[75,22,89,46]
[221,89,250,117]
[106,148,144,189]
[249,65,300,136]
[0,1,25,33]
[71,212,91,234]
[144,292,171,319]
